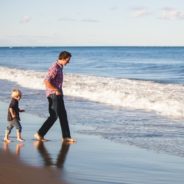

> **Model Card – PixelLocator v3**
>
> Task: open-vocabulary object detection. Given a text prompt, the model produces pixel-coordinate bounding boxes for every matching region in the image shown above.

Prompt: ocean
[0,46,184,157]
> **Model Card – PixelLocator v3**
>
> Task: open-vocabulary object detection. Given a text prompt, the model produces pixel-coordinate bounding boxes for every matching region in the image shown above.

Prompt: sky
[0,0,184,46]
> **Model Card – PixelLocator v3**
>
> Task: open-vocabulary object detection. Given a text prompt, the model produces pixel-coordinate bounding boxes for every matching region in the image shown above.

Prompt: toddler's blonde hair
[11,89,22,98]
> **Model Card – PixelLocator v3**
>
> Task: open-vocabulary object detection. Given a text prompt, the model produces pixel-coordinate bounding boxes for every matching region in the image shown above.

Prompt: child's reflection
[2,141,24,156]
[33,141,70,169]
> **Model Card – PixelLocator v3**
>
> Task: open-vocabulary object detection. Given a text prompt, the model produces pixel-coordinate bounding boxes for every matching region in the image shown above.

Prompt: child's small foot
[3,138,11,143]
[17,138,24,142]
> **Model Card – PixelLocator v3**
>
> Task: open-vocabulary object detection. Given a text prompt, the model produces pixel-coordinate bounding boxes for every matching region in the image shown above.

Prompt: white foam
[0,66,184,119]
[0,67,45,90]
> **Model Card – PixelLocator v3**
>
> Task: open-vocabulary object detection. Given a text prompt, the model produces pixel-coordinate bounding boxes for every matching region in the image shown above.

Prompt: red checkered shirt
[44,62,63,97]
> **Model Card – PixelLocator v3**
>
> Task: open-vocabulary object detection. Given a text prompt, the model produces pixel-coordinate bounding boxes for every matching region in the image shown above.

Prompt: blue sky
[0,0,184,46]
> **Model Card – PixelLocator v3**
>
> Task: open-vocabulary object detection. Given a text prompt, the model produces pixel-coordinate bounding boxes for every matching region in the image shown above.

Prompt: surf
[0,66,184,119]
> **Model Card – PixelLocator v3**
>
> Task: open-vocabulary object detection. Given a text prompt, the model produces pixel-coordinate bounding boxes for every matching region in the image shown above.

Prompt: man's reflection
[33,141,70,169]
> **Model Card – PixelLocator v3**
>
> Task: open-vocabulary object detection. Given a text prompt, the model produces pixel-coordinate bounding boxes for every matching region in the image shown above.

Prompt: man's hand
[55,90,62,96]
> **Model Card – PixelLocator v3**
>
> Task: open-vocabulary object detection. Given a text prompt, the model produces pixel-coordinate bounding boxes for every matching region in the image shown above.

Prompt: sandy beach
[0,101,184,184]
[0,150,63,184]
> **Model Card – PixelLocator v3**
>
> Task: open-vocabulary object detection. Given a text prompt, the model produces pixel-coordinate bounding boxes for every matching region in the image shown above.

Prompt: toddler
[4,89,25,142]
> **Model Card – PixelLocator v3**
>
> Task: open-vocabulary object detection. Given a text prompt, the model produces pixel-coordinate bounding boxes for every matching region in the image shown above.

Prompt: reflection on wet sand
[1,140,72,184]
[1,141,66,184]
[33,141,70,169]
[2,141,24,156]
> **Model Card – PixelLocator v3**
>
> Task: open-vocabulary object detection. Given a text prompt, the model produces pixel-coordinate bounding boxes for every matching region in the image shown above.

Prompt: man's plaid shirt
[44,61,63,97]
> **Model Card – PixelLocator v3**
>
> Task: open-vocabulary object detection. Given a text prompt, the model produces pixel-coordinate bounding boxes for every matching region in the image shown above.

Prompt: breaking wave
[0,66,184,119]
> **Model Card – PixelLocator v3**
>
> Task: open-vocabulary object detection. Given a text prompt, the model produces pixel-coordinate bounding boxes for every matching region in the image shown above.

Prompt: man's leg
[37,95,58,137]
[57,95,71,138]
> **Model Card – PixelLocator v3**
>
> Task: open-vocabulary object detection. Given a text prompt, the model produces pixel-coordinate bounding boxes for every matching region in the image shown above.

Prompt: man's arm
[44,80,62,95]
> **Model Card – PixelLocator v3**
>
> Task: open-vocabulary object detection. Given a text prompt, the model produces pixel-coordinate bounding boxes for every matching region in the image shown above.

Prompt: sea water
[0,46,184,157]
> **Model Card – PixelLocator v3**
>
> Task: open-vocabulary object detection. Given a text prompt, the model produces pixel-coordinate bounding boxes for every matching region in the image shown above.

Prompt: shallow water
[0,81,184,159]
[1,108,184,184]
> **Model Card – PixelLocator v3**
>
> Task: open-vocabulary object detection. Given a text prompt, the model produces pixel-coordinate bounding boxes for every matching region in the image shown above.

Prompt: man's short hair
[58,51,72,59]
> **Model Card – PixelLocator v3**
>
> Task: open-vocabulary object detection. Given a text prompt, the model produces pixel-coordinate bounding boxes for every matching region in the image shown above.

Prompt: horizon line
[0,45,184,48]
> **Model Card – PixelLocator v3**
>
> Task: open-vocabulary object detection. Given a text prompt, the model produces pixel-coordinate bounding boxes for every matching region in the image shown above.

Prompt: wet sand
[1,101,184,184]
[0,150,63,184]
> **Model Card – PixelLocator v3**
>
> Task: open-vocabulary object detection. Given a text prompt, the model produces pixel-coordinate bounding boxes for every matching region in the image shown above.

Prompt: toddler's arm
[9,108,16,119]
[19,109,25,112]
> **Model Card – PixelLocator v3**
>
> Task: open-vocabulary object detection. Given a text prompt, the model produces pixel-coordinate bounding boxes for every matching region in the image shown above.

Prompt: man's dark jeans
[38,94,71,138]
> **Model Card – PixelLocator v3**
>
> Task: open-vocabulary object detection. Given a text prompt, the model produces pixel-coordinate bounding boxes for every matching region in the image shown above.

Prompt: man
[34,51,76,143]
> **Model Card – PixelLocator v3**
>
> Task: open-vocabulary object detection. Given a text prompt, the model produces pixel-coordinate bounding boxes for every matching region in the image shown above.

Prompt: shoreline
[1,101,184,184]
